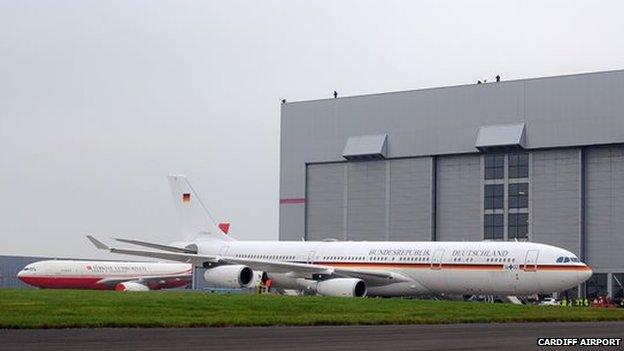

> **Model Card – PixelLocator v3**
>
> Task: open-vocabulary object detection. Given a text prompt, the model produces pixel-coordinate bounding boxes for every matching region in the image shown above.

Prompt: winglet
[87,235,110,250]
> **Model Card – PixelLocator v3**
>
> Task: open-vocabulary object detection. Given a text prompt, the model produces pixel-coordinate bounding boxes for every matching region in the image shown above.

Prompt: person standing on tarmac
[561,297,568,307]
[265,277,273,294]
[258,272,269,294]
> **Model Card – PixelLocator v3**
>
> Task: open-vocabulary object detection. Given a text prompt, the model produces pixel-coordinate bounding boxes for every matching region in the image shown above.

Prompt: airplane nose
[17,270,25,279]
[578,265,593,283]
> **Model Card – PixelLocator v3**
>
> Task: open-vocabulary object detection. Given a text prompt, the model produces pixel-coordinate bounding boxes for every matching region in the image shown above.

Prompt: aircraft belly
[411,268,519,295]
[367,282,427,297]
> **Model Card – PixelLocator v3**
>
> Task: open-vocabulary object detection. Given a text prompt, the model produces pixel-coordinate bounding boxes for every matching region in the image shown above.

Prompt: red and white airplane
[17,260,192,291]
[88,175,593,298]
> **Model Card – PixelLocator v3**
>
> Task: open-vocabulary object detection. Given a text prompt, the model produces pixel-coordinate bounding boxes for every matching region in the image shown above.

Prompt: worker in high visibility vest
[561,297,567,307]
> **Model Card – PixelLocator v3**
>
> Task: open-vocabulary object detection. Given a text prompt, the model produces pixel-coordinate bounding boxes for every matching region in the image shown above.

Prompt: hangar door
[305,158,433,241]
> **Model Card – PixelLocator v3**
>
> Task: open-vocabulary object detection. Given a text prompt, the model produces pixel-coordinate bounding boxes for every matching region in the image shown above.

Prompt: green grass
[1,289,623,329]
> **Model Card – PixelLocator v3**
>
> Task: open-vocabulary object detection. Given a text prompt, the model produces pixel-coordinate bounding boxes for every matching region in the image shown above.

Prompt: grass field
[1,289,624,329]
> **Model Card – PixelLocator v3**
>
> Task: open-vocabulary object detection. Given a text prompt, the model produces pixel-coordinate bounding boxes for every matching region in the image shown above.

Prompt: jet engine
[316,278,367,297]
[203,265,254,289]
[115,282,150,291]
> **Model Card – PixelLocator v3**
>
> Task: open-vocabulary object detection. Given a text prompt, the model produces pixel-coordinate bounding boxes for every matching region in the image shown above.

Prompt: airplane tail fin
[168,175,234,242]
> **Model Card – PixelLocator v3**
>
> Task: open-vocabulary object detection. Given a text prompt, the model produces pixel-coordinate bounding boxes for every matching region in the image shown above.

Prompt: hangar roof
[281,69,624,165]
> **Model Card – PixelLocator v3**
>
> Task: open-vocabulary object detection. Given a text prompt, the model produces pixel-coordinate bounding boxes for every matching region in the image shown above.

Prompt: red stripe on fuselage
[18,276,190,290]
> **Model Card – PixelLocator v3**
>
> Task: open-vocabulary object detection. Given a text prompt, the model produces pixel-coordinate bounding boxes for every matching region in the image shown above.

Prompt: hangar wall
[305,158,433,241]
[586,146,624,270]
[436,155,482,241]
[530,149,581,256]
[280,69,624,298]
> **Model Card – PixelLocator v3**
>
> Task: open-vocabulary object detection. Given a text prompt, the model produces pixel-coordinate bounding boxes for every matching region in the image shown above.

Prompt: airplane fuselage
[194,240,591,296]
[18,260,191,290]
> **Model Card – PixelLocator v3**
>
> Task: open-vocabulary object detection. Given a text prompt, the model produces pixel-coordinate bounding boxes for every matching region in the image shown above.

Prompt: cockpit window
[556,257,563,263]
[564,257,570,263]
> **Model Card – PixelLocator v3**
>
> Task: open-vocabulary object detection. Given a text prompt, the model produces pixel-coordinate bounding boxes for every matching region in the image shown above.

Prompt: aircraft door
[431,249,444,270]
[219,245,230,257]
[307,251,316,264]
[524,249,539,272]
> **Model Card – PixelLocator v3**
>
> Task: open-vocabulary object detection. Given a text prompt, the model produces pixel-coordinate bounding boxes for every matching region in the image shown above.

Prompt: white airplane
[18,260,192,291]
[88,175,592,297]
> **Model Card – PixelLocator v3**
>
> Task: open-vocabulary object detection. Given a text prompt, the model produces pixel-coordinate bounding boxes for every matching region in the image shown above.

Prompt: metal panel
[388,158,433,241]
[586,146,624,269]
[436,154,482,241]
[279,203,305,241]
[342,134,387,160]
[531,149,581,255]
[305,163,346,241]
[476,123,526,150]
[346,161,387,241]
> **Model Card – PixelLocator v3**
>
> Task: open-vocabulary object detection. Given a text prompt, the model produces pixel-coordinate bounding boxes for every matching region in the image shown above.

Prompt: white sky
[1,1,623,258]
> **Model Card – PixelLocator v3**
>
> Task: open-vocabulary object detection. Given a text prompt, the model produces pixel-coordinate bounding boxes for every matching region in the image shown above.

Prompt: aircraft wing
[221,257,412,285]
[331,268,413,285]
[87,235,212,266]
[87,236,410,286]
[114,238,197,254]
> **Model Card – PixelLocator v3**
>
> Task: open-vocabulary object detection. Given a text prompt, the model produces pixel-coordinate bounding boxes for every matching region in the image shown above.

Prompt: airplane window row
[486,257,515,263]
[320,256,432,262]
[399,256,428,262]
[556,256,580,263]
[451,257,515,263]
[235,254,296,261]
[22,267,36,271]
[323,256,366,261]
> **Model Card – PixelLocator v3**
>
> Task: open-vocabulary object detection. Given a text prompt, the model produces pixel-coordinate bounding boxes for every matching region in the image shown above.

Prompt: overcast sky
[1,1,623,259]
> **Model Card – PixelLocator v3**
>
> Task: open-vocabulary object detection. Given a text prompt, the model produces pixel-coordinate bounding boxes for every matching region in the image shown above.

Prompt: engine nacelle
[115,282,150,291]
[316,278,367,297]
[203,265,254,289]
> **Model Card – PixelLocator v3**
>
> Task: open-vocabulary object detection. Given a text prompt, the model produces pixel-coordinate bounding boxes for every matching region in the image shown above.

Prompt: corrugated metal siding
[389,158,432,241]
[306,163,346,241]
[279,203,305,241]
[586,146,624,269]
[306,158,434,242]
[436,155,482,241]
[531,149,581,255]
[282,70,624,242]
[346,161,387,241]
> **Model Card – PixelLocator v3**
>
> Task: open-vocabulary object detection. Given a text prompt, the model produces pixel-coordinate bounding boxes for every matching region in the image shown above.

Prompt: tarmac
[1,322,623,351]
